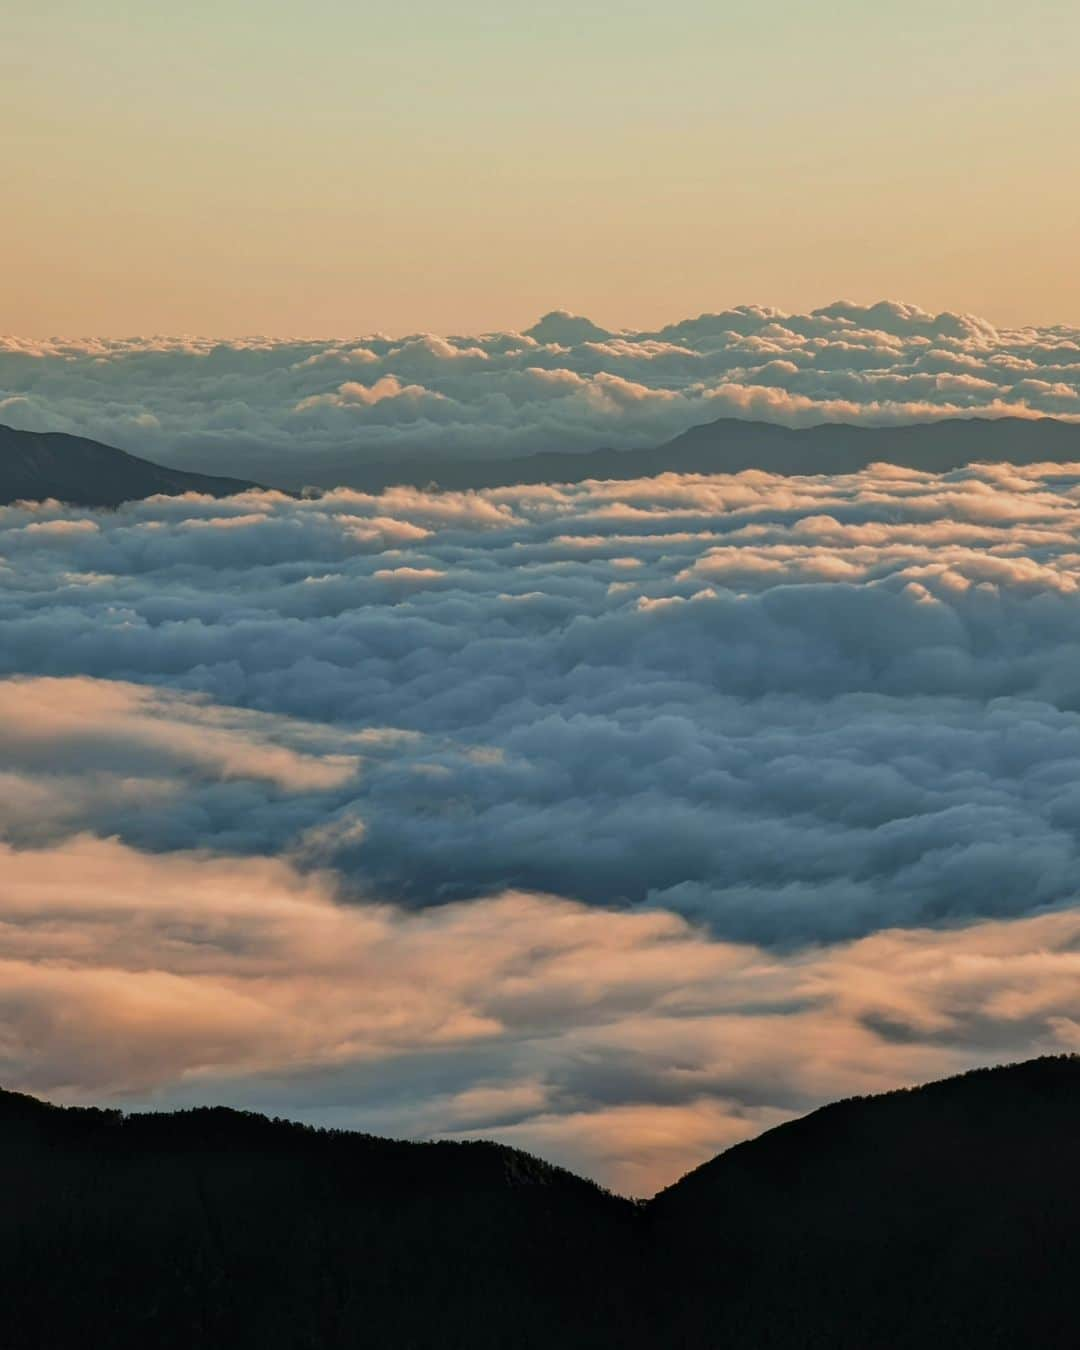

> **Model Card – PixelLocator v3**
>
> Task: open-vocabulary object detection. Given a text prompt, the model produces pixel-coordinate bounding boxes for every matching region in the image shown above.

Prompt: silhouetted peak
[6,1059,1080,1347]
[0,424,263,507]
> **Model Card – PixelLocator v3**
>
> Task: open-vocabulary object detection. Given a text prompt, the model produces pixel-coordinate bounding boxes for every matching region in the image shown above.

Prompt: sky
[6,0,1080,335]
[6,2,1080,1197]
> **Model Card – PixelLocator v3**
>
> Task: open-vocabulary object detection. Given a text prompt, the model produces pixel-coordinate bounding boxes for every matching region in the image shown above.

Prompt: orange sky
[6,0,1080,335]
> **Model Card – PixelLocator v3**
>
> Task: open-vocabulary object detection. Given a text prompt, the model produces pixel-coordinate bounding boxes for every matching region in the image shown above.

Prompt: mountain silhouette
[4,1056,1080,1347]
[0,425,261,507]
[8,417,1080,505]
[648,1054,1080,1347]
[274,414,1080,492]
[0,1083,636,1349]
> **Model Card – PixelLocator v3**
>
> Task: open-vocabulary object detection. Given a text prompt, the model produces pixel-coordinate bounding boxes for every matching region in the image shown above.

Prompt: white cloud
[7,457,1080,1189]
[2,832,1080,1194]
[3,302,1079,482]
[8,464,1080,938]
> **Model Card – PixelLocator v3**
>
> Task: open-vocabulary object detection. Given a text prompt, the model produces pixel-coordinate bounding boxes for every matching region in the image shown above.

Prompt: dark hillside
[0,425,261,506]
[278,415,1080,491]
[8,416,1080,502]
[654,412,1080,476]
[4,1058,1080,1347]
[649,1055,1080,1348]
[0,1086,638,1349]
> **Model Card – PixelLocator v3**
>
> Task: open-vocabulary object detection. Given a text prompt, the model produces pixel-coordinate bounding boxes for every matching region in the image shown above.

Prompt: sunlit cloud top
[3,301,1080,480]
[7,461,1080,1189]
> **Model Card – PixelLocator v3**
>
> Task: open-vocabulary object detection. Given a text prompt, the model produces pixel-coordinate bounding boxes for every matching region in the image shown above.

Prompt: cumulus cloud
[0,676,379,852]
[2,833,1080,1193]
[3,301,1079,480]
[8,464,1080,940]
[8,458,1080,1188]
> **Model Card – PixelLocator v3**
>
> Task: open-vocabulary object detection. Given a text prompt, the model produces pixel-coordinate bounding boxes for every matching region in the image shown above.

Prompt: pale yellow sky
[5,0,1079,335]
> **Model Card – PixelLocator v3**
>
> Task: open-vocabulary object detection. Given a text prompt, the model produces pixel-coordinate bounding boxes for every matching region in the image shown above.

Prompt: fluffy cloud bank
[3,833,1080,1194]
[8,464,1080,941]
[3,301,1079,479]
[8,458,1080,1187]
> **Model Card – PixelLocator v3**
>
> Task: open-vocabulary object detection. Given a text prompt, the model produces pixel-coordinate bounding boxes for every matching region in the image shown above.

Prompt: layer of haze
[6,0,1080,335]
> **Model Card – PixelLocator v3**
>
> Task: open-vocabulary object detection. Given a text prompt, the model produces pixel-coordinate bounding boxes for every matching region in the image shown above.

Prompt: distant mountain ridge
[268,413,1080,492]
[0,424,261,506]
[7,415,1080,506]
[4,1056,1080,1348]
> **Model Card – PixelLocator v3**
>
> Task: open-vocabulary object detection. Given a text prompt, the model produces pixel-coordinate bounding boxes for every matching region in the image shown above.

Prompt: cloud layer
[7,457,1080,1188]
[4,833,1080,1195]
[3,301,1080,479]
[8,465,1080,941]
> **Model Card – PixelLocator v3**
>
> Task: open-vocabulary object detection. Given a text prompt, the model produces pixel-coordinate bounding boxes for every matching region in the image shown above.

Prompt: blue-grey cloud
[2,832,1080,1194]
[7,457,1080,1189]
[3,302,1079,482]
[6,463,1080,943]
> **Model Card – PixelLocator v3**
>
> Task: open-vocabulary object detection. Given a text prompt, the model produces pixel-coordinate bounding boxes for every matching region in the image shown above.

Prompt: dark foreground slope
[0,425,260,505]
[4,1057,1080,1348]
[0,1087,638,1350]
[650,1055,1080,1349]
[288,415,1080,491]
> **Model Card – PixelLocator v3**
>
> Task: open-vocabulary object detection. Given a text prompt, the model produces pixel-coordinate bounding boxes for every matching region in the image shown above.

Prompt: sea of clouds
[5,459,1080,1191]
[3,300,1080,482]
